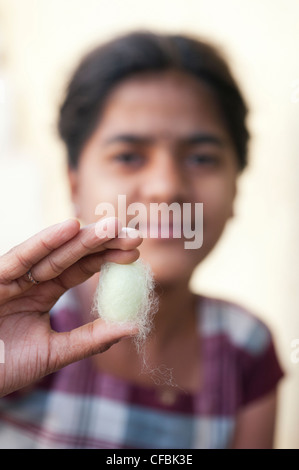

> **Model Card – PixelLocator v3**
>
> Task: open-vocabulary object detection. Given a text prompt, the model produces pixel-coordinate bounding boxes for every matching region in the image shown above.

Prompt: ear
[67,167,80,218]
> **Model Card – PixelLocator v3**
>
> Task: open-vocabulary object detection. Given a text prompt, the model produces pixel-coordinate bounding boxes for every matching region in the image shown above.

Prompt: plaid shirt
[0,291,283,449]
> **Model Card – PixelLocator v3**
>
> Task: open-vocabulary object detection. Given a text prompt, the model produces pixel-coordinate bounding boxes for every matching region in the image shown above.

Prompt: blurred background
[0,0,298,448]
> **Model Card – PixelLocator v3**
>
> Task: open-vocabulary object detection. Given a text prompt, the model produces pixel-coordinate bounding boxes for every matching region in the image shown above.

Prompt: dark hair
[58,30,250,170]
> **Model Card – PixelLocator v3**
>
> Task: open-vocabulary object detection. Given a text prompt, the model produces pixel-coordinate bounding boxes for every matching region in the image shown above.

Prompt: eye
[186,153,219,167]
[113,152,144,166]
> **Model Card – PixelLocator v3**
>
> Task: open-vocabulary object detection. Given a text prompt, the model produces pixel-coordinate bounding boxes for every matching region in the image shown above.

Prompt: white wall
[0,0,298,448]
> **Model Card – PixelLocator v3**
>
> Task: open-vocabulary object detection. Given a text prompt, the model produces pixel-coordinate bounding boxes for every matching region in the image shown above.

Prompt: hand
[0,217,142,397]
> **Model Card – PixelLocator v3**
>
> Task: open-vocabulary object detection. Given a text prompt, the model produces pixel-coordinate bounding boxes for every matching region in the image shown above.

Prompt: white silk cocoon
[93,260,178,387]
[94,259,157,346]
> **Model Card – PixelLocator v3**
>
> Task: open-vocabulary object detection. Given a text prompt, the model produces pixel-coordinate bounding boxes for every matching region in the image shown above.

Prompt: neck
[150,280,197,346]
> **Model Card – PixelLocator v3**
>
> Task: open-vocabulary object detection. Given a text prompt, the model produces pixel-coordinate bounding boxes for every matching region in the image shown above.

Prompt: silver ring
[26,269,40,285]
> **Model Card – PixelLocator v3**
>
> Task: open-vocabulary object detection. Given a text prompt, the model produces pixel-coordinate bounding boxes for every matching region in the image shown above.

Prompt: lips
[137,222,184,239]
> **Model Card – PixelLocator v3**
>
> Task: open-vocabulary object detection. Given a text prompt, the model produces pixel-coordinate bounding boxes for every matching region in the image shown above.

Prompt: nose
[141,150,190,204]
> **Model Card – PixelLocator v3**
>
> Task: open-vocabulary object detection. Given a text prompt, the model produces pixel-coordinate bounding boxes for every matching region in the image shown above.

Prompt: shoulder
[197,294,284,406]
[198,294,272,356]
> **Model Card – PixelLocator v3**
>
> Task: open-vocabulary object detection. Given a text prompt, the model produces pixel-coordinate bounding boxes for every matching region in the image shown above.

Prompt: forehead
[96,70,229,141]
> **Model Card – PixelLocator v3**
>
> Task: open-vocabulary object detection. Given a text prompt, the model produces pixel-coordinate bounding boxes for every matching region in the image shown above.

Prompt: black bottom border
[1,447,295,465]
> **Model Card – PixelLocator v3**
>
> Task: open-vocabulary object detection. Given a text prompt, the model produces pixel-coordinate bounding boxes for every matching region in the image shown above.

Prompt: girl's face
[69,70,239,285]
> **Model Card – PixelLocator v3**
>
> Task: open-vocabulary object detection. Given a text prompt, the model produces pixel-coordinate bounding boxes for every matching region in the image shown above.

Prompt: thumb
[48,318,139,372]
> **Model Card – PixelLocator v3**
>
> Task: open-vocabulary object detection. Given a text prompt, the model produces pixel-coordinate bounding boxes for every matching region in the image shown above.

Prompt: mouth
[137,222,187,240]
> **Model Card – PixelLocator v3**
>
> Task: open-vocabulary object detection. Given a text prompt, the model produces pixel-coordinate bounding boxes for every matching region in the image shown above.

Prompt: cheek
[77,172,102,221]
[200,178,235,232]
[77,168,140,224]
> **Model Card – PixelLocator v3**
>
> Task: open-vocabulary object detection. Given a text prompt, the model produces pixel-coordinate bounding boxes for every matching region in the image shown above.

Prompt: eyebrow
[102,133,225,148]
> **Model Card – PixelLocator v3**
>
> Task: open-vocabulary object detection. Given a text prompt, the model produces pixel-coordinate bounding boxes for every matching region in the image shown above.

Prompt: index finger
[0,219,81,283]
